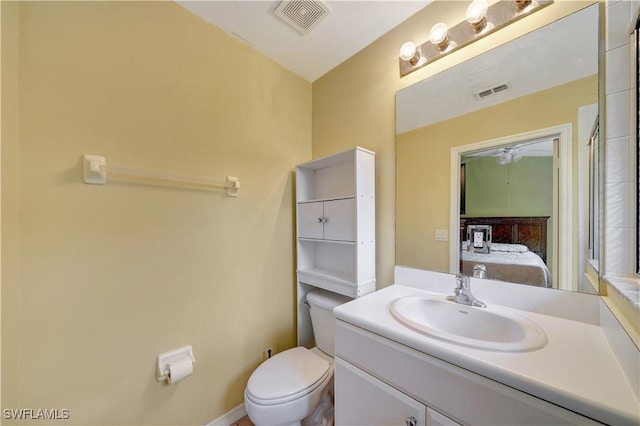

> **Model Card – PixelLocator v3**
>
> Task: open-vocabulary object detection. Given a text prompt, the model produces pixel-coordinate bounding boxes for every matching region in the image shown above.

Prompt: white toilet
[244,288,351,426]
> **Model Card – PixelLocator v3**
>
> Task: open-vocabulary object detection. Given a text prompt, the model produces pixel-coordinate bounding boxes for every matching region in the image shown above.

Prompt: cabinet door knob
[317,217,328,223]
[406,416,417,426]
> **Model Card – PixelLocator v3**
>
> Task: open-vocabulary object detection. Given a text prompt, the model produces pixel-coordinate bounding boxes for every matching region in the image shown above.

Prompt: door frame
[449,123,573,290]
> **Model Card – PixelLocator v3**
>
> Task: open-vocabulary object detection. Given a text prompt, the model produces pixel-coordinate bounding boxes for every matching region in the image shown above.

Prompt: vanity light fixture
[399,0,552,77]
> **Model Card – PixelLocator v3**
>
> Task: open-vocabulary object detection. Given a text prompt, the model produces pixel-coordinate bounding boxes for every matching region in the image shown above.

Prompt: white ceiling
[176,0,432,82]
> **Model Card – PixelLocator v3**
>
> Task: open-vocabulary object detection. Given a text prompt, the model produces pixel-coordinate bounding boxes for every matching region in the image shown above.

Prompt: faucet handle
[451,273,486,308]
[456,273,470,289]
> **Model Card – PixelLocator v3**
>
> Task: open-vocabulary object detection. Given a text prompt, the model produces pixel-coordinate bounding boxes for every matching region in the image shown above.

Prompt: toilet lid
[246,347,331,405]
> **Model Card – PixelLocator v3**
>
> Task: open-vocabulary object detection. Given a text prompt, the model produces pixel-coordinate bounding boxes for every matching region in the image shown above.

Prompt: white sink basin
[389,295,548,352]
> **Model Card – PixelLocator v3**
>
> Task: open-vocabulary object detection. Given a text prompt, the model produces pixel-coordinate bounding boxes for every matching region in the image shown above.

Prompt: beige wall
[312,0,593,288]
[2,0,20,414]
[396,76,597,272]
[1,2,311,424]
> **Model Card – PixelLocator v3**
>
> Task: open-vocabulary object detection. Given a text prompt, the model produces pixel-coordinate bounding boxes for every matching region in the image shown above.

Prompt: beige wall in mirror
[397,75,597,280]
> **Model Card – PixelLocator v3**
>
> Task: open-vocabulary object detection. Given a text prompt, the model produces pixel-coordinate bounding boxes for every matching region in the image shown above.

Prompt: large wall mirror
[396,4,599,294]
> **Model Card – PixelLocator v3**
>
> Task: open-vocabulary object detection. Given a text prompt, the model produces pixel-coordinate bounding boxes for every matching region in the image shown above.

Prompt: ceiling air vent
[274,0,331,35]
[474,82,509,100]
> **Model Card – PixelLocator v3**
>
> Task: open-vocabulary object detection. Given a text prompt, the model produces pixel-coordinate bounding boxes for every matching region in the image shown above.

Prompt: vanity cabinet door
[335,357,426,426]
[427,408,461,426]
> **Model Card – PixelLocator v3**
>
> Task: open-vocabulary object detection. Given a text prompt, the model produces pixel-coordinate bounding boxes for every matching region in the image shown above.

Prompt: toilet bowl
[244,347,333,426]
[244,289,351,426]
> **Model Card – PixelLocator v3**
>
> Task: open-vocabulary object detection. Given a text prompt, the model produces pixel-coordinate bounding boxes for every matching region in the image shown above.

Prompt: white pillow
[491,243,529,253]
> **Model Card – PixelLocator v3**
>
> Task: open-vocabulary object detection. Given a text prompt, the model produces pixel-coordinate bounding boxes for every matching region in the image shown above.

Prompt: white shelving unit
[296,146,375,346]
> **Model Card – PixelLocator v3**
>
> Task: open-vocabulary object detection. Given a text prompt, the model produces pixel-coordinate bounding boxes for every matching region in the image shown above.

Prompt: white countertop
[334,283,640,425]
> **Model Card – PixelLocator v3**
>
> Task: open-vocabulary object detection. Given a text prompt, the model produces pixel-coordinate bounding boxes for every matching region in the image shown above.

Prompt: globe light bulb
[399,41,418,62]
[466,0,489,25]
[429,23,449,47]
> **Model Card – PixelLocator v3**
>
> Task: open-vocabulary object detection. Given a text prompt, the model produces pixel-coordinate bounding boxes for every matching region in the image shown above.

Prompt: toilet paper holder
[156,345,195,383]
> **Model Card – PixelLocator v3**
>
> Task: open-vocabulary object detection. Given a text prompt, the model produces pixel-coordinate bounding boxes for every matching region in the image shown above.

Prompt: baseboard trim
[206,403,247,426]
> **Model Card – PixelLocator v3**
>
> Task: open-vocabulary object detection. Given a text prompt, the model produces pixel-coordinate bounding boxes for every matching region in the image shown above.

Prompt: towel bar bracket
[83,154,107,185]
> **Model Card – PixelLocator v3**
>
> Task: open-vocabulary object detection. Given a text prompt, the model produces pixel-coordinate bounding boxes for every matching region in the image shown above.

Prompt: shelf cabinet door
[298,198,356,242]
[335,357,426,426]
[298,202,324,239]
[323,198,356,241]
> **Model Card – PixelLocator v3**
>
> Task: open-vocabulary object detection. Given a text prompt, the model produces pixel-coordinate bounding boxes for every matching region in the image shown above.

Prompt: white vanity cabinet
[335,357,460,426]
[335,320,602,426]
[295,147,375,346]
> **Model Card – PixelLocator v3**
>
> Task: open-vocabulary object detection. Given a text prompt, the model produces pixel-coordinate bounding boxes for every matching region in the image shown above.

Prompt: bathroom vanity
[333,267,640,426]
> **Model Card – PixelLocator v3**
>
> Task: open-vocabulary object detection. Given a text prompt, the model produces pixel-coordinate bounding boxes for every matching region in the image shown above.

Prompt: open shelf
[298,196,356,204]
[298,237,356,245]
[297,267,375,299]
[297,266,356,286]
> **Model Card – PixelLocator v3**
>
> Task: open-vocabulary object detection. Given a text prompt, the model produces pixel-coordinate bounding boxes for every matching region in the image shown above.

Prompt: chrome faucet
[446,274,486,308]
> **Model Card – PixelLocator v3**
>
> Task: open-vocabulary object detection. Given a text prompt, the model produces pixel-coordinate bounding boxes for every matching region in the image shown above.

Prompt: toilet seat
[245,347,331,406]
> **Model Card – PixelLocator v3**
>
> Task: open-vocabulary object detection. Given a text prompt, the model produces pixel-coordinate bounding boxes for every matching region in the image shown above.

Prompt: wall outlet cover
[435,230,448,241]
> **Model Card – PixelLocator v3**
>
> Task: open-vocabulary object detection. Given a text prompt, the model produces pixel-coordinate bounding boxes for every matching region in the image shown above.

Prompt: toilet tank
[306,289,352,356]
